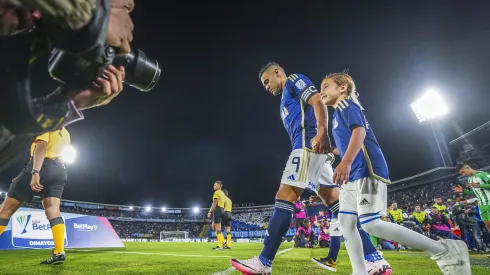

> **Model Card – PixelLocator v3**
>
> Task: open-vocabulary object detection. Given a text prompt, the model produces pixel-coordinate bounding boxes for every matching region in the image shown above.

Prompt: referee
[222,189,233,249]
[0,128,70,264]
[207,180,226,250]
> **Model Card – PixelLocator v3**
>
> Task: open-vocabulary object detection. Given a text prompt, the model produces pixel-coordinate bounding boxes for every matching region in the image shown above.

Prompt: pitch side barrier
[0,207,123,250]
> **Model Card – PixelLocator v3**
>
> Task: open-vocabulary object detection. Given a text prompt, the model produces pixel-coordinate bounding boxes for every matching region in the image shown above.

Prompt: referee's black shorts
[222,211,232,227]
[8,158,67,202]
[213,206,224,224]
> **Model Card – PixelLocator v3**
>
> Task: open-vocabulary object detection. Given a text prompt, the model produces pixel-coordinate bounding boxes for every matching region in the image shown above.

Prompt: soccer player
[230,63,390,275]
[320,71,470,275]
[388,202,404,225]
[453,163,490,233]
[412,205,427,226]
[207,180,226,250]
[0,128,71,264]
[223,189,233,249]
[433,195,448,217]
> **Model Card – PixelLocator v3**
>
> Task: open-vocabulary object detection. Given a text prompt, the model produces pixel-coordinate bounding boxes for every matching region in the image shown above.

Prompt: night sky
[1,0,490,208]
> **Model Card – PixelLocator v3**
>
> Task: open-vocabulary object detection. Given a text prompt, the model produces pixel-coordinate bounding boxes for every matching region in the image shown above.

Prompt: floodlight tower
[411,89,452,167]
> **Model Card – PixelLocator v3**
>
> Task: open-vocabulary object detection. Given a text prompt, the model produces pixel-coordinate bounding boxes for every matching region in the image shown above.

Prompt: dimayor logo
[16,215,31,234]
[12,210,68,249]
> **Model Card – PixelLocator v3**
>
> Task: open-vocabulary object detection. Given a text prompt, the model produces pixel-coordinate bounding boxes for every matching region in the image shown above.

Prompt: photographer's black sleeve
[8,0,110,60]
[7,0,97,30]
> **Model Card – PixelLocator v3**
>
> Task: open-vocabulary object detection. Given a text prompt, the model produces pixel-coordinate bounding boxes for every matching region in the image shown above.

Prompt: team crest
[295,79,307,90]
[332,118,338,129]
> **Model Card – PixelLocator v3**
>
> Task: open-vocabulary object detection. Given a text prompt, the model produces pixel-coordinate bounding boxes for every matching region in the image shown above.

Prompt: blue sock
[358,218,382,261]
[259,199,294,267]
[327,236,341,261]
[325,201,340,261]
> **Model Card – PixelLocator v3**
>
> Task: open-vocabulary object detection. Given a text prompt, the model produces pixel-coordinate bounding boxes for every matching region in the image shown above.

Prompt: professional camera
[48,46,161,92]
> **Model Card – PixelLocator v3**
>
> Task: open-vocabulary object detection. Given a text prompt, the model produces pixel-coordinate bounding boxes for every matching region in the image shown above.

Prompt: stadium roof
[449,120,490,146]
[389,167,457,192]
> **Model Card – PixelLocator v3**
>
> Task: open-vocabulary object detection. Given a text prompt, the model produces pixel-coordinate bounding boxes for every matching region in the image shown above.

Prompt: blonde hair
[323,72,356,96]
[324,72,364,110]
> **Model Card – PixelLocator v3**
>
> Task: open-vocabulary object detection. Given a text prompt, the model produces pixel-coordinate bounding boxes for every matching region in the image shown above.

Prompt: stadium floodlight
[129,206,134,210]
[61,145,77,164]
[161,207,166,212]
[411,89,451,167]
[193,207,199,214]
[145,206,151,212]
[410,89,448,123]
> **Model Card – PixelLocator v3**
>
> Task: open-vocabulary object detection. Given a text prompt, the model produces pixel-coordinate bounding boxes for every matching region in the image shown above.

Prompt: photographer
[0,0,136,172]
[453,196,485,251]
[427,207,460,240]
[294,219,316,248]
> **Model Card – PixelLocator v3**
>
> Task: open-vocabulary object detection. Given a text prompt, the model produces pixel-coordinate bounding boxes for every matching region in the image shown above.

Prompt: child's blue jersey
[332,99,390,183]
[280,74,319,150]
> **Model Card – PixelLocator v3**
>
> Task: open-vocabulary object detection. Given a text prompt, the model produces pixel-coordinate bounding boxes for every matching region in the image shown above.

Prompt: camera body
[48,45,161,92]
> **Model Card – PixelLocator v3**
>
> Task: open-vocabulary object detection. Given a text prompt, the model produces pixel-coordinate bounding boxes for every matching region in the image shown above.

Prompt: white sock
[339,212,366,275]
[359,216,446,255]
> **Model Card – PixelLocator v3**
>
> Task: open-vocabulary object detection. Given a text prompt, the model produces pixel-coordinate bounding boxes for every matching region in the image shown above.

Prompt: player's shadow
[41,264,66,275]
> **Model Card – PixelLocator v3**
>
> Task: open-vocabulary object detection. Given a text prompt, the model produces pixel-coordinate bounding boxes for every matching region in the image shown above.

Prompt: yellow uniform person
[0,128,70,264]
[207,180,226,250]
[222,189,233,249]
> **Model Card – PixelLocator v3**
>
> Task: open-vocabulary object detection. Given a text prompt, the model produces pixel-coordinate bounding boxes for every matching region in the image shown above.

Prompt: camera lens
[113,49,161,92]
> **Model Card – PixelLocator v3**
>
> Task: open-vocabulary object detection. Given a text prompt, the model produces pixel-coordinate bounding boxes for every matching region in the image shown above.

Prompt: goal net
[159,231,189,241]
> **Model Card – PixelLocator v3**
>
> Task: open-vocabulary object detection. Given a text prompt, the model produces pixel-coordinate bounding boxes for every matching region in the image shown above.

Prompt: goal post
[159,231,189,241]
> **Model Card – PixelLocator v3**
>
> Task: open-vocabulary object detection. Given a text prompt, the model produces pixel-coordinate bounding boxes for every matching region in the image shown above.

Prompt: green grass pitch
[0,242,488,274]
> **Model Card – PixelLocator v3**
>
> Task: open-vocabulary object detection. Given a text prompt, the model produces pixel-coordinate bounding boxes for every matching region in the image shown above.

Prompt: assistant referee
[207,180,226,250]
[0,128,70,264]
[222,189,233,249]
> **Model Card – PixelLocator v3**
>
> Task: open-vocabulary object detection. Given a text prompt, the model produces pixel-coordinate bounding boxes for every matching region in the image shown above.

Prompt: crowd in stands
[232,210,271,230]
[389,180,455,214]
[111,221,202,239]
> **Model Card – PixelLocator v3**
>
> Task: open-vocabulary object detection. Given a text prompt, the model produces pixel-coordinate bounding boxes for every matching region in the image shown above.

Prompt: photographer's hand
[70,65,125,110]
[107,0,134,54]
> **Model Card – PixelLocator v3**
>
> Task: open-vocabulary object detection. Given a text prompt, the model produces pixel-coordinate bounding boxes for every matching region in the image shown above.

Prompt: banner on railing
[0,208,124,250]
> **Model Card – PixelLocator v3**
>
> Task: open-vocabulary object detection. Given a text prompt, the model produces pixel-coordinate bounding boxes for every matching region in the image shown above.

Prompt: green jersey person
[453,163,490,233]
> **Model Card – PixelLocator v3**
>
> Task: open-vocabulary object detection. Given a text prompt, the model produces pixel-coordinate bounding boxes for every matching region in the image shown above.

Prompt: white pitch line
[276,247,293,256]
[212,267,237,275]
[210,247,294,275]
[70,249,231,258]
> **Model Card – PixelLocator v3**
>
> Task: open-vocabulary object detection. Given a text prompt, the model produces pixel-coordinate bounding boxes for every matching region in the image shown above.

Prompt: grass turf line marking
[210,247,294,275]
[70,249,231,258]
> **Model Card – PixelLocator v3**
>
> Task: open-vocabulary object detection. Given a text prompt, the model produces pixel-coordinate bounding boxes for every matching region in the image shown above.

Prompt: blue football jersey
[332,99,390,183]
[280,74,319,150]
